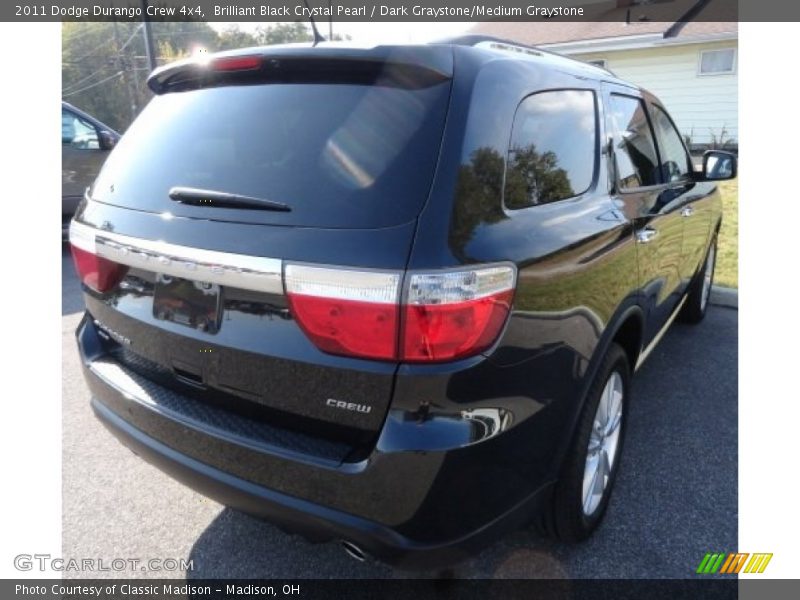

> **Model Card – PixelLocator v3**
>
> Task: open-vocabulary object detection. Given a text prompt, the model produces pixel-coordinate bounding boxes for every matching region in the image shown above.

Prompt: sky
[323,21,473,43]
[213,21,474,44]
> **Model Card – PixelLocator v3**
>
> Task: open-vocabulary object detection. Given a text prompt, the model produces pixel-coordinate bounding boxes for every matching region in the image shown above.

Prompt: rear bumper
[92,398,549,568]
[78,315,555,568]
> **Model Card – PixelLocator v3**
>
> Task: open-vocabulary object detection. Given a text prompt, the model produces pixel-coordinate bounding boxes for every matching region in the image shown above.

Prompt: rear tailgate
[90,46,453,229]
[72,47,452,450]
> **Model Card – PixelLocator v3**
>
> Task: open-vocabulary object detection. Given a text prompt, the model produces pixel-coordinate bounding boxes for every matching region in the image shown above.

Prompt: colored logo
[697,552,773,574]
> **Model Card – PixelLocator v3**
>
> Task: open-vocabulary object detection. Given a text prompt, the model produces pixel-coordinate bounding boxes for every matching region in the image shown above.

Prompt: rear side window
[504,90,597,209]
[91,78,451,229]
[609,95,659,189]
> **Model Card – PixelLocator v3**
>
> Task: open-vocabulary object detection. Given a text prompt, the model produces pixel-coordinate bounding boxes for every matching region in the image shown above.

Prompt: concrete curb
[710,285,738,309]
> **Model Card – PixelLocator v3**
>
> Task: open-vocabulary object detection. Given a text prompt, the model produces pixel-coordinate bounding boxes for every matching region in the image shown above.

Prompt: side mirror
[98,130,118,151]
[701,150,737,181]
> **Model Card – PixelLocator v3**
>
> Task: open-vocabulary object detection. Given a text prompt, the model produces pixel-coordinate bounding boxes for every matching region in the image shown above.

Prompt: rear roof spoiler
[147,45,454,94]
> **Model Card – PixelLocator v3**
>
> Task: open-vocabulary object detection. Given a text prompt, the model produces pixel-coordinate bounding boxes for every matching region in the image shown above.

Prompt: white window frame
[698,48,737,76]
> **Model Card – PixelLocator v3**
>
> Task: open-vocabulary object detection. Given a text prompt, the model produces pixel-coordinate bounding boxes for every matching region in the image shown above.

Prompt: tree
[62,20,218,132]
[62,21,143,131]
[150,20,219,55]
[449,147,508,260]
[62,21,349,132]
[505,144,574,209]
[216,25,258,51]
[254,22,313,45]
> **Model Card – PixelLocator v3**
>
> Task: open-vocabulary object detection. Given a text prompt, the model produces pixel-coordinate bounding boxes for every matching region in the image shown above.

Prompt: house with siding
[472,0,738,150]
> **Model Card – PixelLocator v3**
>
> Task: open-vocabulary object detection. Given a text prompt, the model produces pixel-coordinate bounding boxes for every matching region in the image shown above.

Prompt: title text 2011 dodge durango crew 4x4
[71,37,737,567]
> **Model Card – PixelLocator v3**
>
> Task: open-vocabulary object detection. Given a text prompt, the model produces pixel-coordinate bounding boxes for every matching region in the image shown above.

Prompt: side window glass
[651,105,691,182]
[609,95,659,189]
[504,89,596,209]
[61,109,74,143]
[62,109,99,150]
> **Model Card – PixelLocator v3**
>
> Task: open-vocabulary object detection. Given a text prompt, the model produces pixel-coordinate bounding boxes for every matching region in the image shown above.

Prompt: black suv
[71,37,736,568]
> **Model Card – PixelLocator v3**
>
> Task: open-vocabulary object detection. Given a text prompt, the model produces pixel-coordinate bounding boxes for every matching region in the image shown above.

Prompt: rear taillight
[285,263,515,363]
[285,265,401,361]
[402,267,516,362]
[69,221,128,293]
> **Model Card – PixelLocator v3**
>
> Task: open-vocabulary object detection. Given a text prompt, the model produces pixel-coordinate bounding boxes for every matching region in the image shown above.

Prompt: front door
[648,101,713,286]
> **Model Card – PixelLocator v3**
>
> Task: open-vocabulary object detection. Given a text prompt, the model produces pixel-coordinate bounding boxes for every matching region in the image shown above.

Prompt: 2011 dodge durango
[71,37,737,568]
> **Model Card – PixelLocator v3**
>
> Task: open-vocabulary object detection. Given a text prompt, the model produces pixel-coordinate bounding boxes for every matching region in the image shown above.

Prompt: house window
[699,49,736,75]
[586,59,607,69]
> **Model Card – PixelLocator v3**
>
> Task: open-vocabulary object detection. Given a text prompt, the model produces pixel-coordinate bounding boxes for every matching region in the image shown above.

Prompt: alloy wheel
[582,371,624,516]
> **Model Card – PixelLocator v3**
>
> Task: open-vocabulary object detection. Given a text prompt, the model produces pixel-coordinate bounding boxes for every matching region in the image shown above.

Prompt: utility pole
[112,19,138,123]
[140,0,157,72]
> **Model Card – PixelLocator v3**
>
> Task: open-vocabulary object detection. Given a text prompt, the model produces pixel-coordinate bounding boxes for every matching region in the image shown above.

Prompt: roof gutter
[542,31,737,55]
[540,33,663,54]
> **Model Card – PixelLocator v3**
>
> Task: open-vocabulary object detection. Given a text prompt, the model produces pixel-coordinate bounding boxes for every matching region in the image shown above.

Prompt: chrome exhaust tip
[340,540,366,562]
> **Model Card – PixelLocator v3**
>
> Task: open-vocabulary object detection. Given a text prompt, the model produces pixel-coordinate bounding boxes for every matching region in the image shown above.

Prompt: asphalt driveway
[62,248,737,579]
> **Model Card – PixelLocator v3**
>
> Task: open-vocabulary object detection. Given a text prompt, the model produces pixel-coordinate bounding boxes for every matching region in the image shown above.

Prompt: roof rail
[433,33,616,77]
[432,34,547,55]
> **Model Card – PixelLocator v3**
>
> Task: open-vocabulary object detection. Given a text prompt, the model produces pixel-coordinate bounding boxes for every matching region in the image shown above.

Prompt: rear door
[605,89,685,345]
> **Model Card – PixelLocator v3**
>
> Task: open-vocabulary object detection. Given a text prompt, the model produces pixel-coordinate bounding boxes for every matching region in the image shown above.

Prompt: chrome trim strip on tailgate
[69,220,283,295]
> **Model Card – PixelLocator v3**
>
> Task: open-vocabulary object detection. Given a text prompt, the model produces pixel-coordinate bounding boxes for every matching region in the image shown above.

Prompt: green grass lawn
[715,179,738,288]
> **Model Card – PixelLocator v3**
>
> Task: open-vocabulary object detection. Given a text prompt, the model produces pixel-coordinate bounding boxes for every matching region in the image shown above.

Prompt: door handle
[636,227,658,244]
[681,205,694,218]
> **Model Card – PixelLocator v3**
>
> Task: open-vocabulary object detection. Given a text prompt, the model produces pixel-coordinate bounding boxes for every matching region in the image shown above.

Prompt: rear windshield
[91,79,451,229]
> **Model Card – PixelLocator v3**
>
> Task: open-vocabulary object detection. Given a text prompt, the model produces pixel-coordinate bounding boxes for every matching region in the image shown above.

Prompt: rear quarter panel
[399,54,641,490]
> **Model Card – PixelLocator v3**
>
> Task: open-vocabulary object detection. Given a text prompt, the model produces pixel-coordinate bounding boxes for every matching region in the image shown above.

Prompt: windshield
[91,79,451,229]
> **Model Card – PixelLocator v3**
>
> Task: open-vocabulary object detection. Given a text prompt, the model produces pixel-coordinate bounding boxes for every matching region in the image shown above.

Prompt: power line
[61,25,89,45]
[62,71,124,98]
[118,23,144,52]
[67,38,117,64]
[151,30,215,37]
[61,59,116,67]
[62,68,113,94]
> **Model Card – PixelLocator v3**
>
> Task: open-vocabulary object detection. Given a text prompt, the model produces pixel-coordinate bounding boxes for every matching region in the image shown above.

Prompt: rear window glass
[504,90,597,209]
[91,79,451,229]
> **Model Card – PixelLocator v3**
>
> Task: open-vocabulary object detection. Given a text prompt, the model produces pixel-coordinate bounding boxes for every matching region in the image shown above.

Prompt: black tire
[680,235,718,324]
[539,343,630,542]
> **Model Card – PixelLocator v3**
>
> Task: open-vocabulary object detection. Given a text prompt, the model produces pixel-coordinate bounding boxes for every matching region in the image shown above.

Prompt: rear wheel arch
[537,341,632,540]
[589,303,645,390]
[611,312,644,372]
[547,302,643,480]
